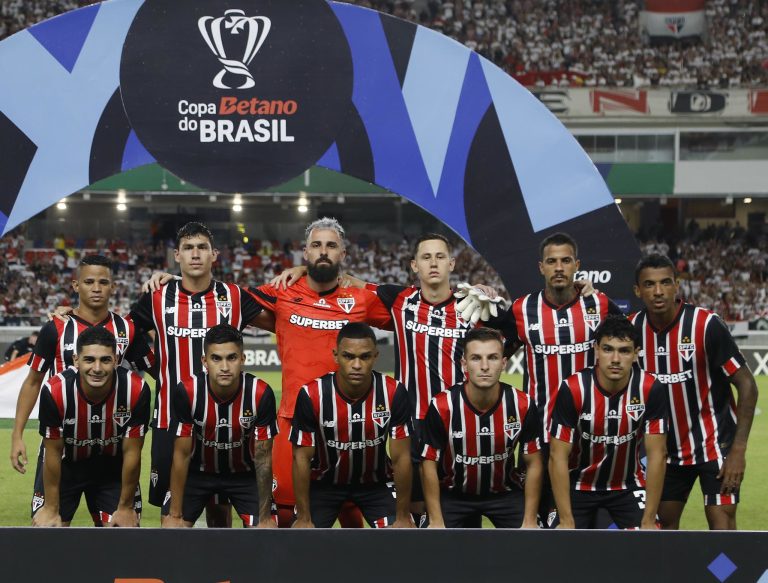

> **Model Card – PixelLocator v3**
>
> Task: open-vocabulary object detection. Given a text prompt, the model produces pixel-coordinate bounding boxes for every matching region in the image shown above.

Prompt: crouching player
[421,328,542,528]
[291,323,414,528]
[163,325,278,528]
[32,327,150,527]
[549,316,668,529]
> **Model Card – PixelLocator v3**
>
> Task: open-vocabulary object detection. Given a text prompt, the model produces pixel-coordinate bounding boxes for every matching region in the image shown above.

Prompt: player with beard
[491,232,622,527]
[247,218,393,527]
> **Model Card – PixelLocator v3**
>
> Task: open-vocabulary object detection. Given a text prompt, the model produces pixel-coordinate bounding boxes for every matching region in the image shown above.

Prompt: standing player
[290,323,413,528]
[247,218,393,527]
[32,327,151,527]
[130,222,272,526]
[421,328,542,528]
[630,254,758,530]
[163,325,278,528]
[274,233,499,524]
[493,232,622,527]
[549,317,668,529]
[10,255,152,524]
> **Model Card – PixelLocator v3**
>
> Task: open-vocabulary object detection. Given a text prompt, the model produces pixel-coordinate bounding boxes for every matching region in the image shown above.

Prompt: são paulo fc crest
[337,295,355,314]
[372,404,391,428]
[583,307,600,331]
[113,405,132,427]
[504,416,521,440]
[626,398,645,422]
[240,409,254,429]
[32,493,44,513]
[678,337,695,361]
[216,295,232,318]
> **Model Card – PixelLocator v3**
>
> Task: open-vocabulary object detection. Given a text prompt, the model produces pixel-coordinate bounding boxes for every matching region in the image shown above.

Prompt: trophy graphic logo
[198,9,271,90]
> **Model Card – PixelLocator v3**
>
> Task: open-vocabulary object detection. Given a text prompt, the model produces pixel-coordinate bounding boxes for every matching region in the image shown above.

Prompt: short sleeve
[128,292,155,334]
[172,382,195,438]
[549,382,579,443]
[239,285,265,325]
[125,383,152,438]
[486,306,520,344]
[644,380,668,435]
[289,388,316,447]
[124,332,154,372]
[420,401,448,462]
[253,384,278,440]
[27,321,58,373]
[705,314,747,377]
[389,382,412,440]
[374,284,406,311]
[38,387,63,439]
[364,289,393,330]
[519,399,542,455]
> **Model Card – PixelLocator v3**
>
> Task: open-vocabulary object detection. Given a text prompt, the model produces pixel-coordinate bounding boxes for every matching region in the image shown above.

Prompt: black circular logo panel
[120,0,353,192]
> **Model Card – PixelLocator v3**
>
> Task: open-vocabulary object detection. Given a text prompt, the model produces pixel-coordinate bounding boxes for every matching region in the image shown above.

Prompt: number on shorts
[633,490,646,509]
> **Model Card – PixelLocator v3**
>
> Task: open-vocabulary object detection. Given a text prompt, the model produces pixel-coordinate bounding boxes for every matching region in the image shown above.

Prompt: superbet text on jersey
[370,284,472,420]
[248,277,392,418]
[500,291,621,442]
[130,280,262,429]
[630,303,747,466]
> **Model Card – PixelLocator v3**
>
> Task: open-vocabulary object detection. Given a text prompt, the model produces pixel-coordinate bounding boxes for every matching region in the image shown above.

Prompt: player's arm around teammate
[31,437,65,527]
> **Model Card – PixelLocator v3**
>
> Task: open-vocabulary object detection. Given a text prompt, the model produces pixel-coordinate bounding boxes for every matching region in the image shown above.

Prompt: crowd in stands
[1,224,766,326]
[355,0,768,88]
[1,0,766,88]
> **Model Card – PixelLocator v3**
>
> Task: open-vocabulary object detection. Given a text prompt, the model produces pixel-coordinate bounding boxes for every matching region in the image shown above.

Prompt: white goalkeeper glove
[454,283,507,323]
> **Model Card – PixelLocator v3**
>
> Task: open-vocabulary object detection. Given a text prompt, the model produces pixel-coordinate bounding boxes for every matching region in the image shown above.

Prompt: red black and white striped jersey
[173,372,278,474]
[371,284,472,420]
[130,279,263,429]
[290,371,411,486]
[38,367,151,462]
[498,291,621,442]
[248,277,393,418]
[629,302,746,466]
[549,366,667,491]
[421,382,540,495]
[28,313,153,377]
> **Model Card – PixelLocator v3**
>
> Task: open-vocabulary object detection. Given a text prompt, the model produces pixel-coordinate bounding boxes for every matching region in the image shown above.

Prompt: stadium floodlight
[298,204,308,213]
[232,204,243,212]
[234,193,243,204]
[725,195,734,204]
[117,189,127,203]
[56,200,67,210]
[336,195,345,204]
[116,203,127,211]
[209,194,217,202]
[615,198,622,204]
[744,197,753,204]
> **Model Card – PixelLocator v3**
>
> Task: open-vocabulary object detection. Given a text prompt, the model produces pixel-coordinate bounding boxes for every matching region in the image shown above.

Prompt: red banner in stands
[749,90,768,114]
[590,90,649,115]
[644,0,704,12]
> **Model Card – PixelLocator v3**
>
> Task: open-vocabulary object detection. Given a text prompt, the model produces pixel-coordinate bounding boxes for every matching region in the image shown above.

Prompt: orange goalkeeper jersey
[248,276,392,417]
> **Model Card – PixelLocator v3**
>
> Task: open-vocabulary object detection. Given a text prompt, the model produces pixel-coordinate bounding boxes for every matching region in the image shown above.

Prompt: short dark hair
[593,315,640,348]
[79,254,113,274]
[176,222,214,249]
[539,232,578,259]
[336,322,377,346]
[634,254,677,284]
[413,233,452,258]
[204,324,244,352]
[462,327,504,354]
[76,326,116,354]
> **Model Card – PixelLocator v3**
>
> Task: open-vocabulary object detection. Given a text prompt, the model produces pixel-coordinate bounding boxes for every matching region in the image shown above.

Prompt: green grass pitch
[0,372,765,529]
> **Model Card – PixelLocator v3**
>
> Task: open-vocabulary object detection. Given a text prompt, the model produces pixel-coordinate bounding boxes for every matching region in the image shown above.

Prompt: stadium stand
[2,224,766,325]
[2,0,767,87]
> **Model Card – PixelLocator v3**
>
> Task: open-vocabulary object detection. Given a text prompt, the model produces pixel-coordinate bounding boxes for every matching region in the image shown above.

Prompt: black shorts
[149,425,174,507]
[571,489,647,529]
[161,471,264,526]
[310,481,396,528]
[32,447,142,524]
[662,461,739,506]
[32,456,129,523]
[439,488,524,528]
